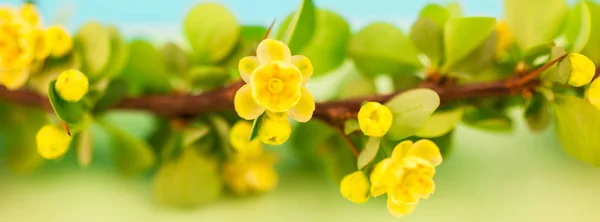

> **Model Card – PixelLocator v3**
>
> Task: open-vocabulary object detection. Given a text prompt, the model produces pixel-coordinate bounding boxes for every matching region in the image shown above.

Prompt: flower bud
[229,120,263,157]
[586,78,600,110]
[357,102,393,137]
[45,26,73,58]
[340,171,370,203]
[36,125,71,159]
[568,53,596,87]
[259,116,291,145]
[55,69,89,102]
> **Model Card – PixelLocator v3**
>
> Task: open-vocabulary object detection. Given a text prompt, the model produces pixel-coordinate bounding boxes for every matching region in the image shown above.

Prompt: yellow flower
[586,78,600,110]
[222,153,278,195]
[568,53,596,87]
[259,115,292,145]
[44,25,73,58]
[20,3,40,26]
[370,139,442,218]
[340,171,370,203]
[495,21,512,57]
[55,69,89,102]
[36,124,71,159]
[358,102,393,137]
[234,39,315,122]
[229,120,263,158]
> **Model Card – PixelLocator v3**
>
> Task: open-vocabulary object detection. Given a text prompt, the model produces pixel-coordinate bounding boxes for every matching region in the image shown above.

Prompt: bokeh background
[0,0,599,221]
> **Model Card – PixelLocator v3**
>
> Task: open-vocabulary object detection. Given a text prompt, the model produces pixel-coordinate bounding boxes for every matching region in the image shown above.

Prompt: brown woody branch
[0,55,567,125]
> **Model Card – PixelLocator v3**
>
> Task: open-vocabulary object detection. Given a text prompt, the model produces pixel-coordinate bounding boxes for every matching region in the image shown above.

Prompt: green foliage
[72,128,93,167]
[357,136,380,169]
[385,89,440,141]
[184,3,239,64]
[581,1,600,64]
[419,4,450,26]
[443,17,496,73]
[462,107,513,132]
[119,39,172,95]
[277,0,316,53]
[153,148,222,207]
[541,47,570,84]
[554,95,600,166]
[524,93,551,132]
[562,2,591,53]
[504,0,567,51]
[410,17,444,66]
[349,22,422,76]
[249,114,265,141]
[0,102,47,173]
[76,22,111,80]
[101,120,156,176]
[416,108,463,138]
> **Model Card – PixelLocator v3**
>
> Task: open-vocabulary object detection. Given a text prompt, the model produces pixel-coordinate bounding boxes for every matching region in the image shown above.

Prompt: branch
[0,55,568,125]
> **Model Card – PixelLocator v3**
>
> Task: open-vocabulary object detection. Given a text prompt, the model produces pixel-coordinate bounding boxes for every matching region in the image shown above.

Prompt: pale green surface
[1,110,600,222]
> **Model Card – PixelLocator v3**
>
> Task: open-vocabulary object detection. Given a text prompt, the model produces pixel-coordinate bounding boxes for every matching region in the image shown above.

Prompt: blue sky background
[1,0,583,42]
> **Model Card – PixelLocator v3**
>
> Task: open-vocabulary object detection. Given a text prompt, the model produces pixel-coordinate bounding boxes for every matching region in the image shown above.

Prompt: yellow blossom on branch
[340,171,371,203]
[45,25,73,58]
[259,115,292,145]
[357,102,393,137]
[370,139,442,218]
[234,39,315,123]
[36,124,71,159]
[55,69,89,102]
[229,120,263,158]
[586,78,600,110]
[568,53,596,87]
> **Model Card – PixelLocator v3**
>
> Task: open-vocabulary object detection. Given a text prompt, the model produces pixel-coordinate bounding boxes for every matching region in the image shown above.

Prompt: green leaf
[29,51,81,95]
[554,95,600,166]
[161,42,191,76]
[357,136,381,170]
[524,93,550,132]
[48,80,86,125]
[343,119,360,135]
[277,0,316,53]
[187,65,229,90]
[385,89,440,141]
[410,17,444,66]
[73,127,93,168]
[446,2,463,18]
[102,121,156,176]
[419,4,450,26]
[504,0,567,51]
[0,102,47,174]
[563,2,591,53]
[541,47,570,84]
[101,26,129,80]
[290,120,337,167]
[153,148,221,207]
[297,10,350,76]
[443,17,496,71]
[207,115,230,153]
[221,26,267,71]
[76,22,111,79]
[581,1,600,64]
[335,66,377,99]
[119,39,172,95]
[416,108,463,138]
[349,22,422,76]
[183,3,239,64]
[462,107,513,132]
[94,80,128,112]
[249,114,265,141]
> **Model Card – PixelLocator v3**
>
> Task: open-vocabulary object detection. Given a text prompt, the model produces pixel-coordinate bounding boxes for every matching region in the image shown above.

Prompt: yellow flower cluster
[222,121,278,195]
[35,124,71,159]
[234,39,315,144]
[340,140,442,218]
[0,3,73,90]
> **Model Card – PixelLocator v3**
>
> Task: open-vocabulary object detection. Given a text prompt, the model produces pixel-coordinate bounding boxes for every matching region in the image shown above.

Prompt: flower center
[267,78,284,94]
[369,110,380,122]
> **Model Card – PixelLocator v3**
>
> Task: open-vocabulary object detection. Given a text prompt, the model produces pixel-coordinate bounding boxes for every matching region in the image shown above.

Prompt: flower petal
[256,39,291,64]
[370,158,394,197]
[291,55,313,83]
[288,87,315,122]
[0,68,29,90]
[239,56,259,83]
[391,140,413,161]
[387,195,417,218]
[407,139,442,167]
[234,84,265,120]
